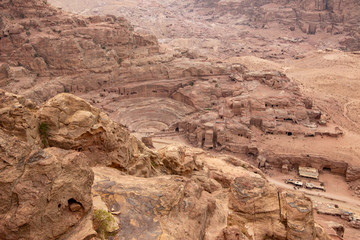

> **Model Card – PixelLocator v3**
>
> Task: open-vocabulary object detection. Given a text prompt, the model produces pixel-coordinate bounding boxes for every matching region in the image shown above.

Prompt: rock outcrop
[37,93,158,177]
[0,90,157,239]
[0,91,95,240]
[0,0,231,104]
[92,147,327,240]
[0,148,95,240]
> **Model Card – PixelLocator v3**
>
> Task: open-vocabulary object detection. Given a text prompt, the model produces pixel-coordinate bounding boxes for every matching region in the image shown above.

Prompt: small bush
[39,122,49,147]
[151,159,157,167]
[94,209,118,239]
[39,122,49,136]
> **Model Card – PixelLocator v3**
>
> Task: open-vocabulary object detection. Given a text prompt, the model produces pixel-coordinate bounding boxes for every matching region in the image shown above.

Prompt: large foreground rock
[0,143,94,239]
[37,93,158,177]
[92,149,328,240]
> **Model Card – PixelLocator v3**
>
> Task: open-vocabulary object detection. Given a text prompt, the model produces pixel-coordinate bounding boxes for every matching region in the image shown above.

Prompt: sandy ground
[283,51,360,132]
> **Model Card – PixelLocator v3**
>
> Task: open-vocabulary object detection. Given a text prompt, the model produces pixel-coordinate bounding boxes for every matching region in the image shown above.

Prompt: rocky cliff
[0,90,331,239]
[194,0,360,37]
[0,0,163,103]
[0,0,233,105]
[0,91,95,239]
[47,0,360,55]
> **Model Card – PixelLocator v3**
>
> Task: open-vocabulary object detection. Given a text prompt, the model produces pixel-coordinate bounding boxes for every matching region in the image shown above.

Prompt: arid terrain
[1,0,360,239]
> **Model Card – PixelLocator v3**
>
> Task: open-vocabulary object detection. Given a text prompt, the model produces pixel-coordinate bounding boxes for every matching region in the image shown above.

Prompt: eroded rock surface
[92,148,328,240]
[0,138,94,239]
[0,90,155,239]
[37,93,158,177]
[0,90,333,239]
[0,90,96,239]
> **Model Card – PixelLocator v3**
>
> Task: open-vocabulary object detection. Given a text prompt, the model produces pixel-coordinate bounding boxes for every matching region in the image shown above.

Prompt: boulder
[326,221,345,238]
[157,144,202,175]
[91,167,216,240]
[346,165,360,182]
[0,145,95,240]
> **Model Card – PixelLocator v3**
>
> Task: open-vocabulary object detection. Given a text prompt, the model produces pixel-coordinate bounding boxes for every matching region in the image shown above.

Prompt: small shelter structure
[298,166,319,179]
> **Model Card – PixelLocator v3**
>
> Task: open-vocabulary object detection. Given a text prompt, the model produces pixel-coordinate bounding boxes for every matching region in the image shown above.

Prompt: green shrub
[39,122,49,147]
[94,209,118,239]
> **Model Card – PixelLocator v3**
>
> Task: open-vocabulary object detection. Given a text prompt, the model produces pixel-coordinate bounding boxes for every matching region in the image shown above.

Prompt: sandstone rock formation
[0,91,95,240]
[48,0,360,60]
[0,90,332,239]
[92,146,328,240]
[37,93,158,177]
[0,0,359,239]
[192,0,360,50]
[0,90,159,239]
[0,0,158,102]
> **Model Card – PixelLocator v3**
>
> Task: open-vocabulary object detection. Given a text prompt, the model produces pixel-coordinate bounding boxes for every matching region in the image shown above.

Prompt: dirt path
[268,177,360,207]
[344,99,360,125]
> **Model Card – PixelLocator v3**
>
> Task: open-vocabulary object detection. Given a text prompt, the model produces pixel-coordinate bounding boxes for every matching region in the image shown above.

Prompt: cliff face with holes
[0,0,163,103]
[0,90,162,239]
[0,0,234,105]
[193,0,360,49]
